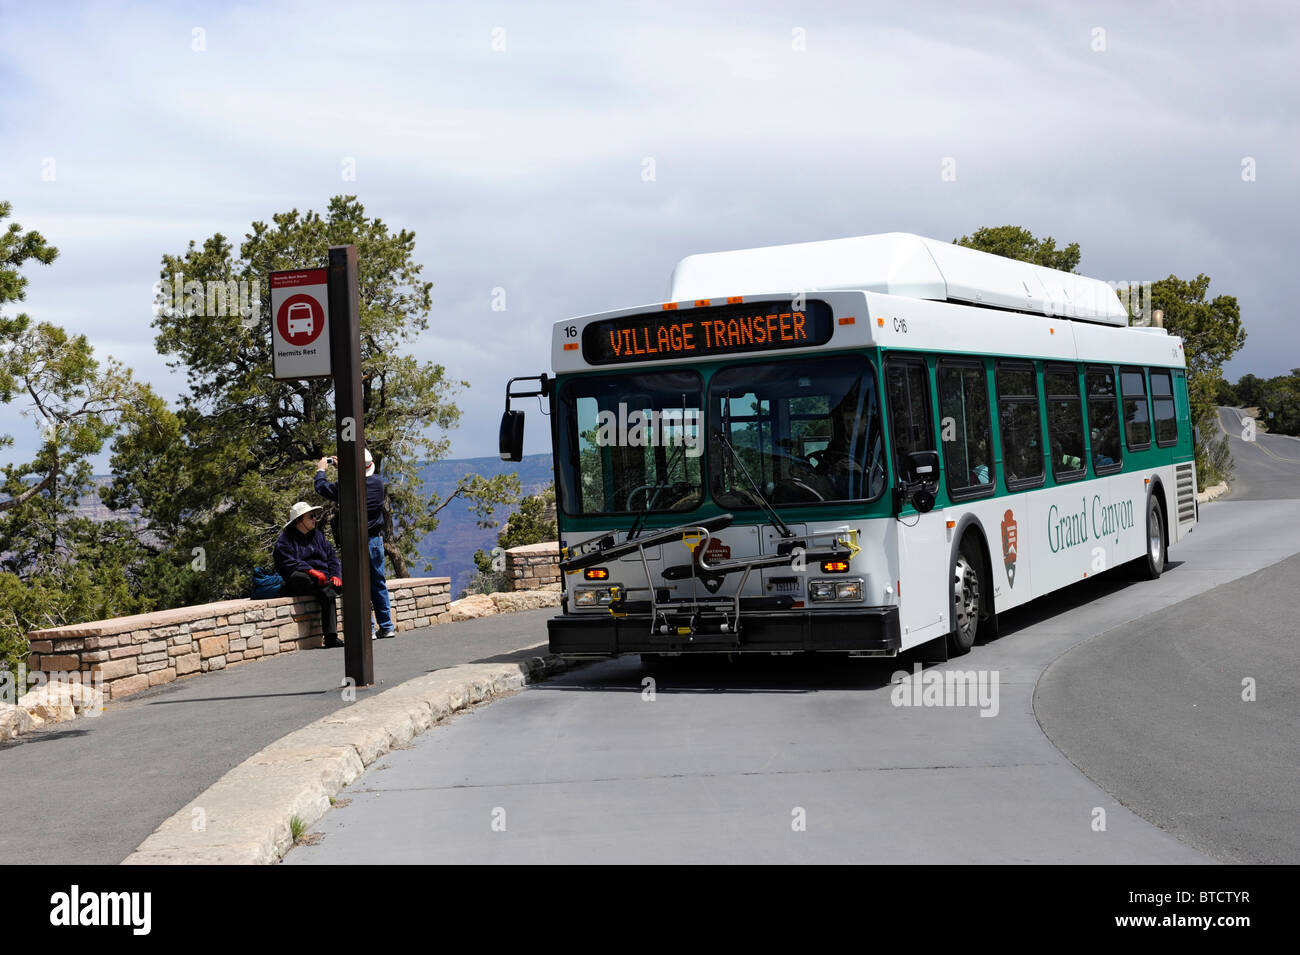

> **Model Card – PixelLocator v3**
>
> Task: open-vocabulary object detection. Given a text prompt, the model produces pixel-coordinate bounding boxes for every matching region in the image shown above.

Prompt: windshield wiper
[718,432,794,538]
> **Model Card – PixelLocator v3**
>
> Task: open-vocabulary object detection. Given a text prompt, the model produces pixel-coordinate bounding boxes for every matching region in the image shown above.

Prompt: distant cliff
[413,454,554,594]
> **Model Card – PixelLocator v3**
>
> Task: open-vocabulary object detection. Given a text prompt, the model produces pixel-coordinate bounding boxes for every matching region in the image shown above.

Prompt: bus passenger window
[1045,366,1085,481]
[1150,369,1178,446]
[938,362,993,497]
[1121,367,1151,449]
[996,362,1044,489]
[1085,367,1122,472]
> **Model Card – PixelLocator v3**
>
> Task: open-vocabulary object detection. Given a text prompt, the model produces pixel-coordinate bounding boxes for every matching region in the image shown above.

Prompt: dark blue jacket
[315,470,386,536]
[274,524,342,580]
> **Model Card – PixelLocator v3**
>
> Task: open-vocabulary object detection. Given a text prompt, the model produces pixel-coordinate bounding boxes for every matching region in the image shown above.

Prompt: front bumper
[547,606,901,656]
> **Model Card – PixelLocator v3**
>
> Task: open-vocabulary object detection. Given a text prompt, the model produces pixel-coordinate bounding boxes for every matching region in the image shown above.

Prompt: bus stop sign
[270,268,332,379]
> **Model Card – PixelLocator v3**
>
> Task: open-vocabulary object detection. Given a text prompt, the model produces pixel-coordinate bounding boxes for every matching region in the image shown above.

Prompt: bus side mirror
[897,450,939,514]
[499,410,525,462]
[904,450,939,483]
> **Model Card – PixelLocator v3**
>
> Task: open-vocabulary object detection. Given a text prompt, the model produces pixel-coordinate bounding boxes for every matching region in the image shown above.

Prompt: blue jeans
[369,534,393,632]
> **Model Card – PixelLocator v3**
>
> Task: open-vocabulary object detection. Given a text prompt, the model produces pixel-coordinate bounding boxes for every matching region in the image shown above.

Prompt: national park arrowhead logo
[1001,508,1018,588]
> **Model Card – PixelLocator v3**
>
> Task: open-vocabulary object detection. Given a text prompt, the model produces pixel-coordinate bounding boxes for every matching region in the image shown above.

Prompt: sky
[2,0,1297,470]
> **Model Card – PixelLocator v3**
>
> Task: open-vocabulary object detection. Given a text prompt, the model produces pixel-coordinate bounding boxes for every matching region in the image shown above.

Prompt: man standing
[315,448,395,638]
[274,502,344,649]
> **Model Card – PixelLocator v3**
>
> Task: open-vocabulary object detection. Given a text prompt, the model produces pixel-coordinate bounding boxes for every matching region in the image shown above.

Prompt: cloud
[1,0,1296,470]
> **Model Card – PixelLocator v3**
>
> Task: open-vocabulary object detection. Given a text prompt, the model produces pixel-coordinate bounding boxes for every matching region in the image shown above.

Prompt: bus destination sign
[581,300,834,366]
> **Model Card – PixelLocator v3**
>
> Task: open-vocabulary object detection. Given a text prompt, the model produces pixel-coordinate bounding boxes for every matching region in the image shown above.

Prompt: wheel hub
[953,555,979,640]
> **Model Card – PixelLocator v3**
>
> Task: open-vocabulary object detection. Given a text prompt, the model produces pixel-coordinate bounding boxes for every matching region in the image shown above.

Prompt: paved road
[1037,551,1300,864]
[1029,407,1300,864]
[0,609,555,865]
[288,499,1300,864]
[1215,405,1300,500]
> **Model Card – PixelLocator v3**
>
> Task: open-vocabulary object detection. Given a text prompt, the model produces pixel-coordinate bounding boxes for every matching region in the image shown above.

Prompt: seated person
[274,502,344,649]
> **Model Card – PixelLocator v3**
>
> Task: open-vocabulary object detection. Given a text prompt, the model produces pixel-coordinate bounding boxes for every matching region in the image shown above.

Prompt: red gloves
[329,576,342,589]
[308,568,327,585]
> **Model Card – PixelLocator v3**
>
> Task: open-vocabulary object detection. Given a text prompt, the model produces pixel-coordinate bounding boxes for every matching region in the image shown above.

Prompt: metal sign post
[327,245,374,687]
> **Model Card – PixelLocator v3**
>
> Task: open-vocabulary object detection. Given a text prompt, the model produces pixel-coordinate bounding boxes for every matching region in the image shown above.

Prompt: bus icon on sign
[286,302,314,337]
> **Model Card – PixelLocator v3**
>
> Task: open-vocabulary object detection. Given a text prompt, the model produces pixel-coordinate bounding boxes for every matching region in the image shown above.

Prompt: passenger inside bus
[1091,428,1115,468]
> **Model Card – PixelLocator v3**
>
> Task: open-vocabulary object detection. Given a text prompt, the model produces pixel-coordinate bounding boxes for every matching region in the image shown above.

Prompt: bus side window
[938,360,994,498]
[885,358,936,483]
[997,361,1044,490]
[1085,366,1123,473]
[1120,366,1151,450]
[1150,368,1178,446]
[1045,365,1086,482]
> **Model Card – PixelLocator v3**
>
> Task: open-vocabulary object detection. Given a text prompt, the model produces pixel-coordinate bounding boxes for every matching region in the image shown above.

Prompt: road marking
[1219,408,1300,463]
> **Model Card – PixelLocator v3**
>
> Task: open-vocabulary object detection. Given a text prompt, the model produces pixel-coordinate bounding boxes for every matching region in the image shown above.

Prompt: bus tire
[947,536,984,657]
[1135,493,1166,580]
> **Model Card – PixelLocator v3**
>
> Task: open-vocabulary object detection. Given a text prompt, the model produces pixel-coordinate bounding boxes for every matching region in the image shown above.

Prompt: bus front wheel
[948,538,984,657]
[1134,494,1166,580]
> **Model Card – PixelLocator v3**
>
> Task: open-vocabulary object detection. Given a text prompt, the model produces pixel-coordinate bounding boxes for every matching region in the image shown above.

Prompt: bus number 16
[893,316,908,333]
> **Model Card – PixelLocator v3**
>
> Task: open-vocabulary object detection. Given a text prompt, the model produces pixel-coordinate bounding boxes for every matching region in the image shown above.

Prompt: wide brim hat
[364,448,375,477]
[285,501,324,529]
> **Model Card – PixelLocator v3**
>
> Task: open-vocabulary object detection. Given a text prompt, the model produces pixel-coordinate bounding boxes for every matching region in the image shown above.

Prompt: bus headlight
[574,587,615,607]
[811,578,864,602]
[809,580,836,602]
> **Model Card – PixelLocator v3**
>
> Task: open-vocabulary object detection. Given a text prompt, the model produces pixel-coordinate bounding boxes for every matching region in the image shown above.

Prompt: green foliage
[953,225,1081,273]
[468,484,555,595]
[109,196,513,599]
[0,202,159,675]
[1151,274,1245,487]
[496,485,556,551]
[1229,369,1300,437]
[1233,373,1263,409]
[1215,377,1240,407]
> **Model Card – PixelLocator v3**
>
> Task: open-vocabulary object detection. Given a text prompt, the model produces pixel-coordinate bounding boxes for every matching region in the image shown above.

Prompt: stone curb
[120,654,574,865]
[1197,482,1229,504]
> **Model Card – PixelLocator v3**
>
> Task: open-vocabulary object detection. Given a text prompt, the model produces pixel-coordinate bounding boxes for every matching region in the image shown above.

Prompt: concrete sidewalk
[0,608,557,865]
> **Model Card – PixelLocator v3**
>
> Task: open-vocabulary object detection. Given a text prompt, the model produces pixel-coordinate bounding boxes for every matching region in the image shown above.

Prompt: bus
[500,232,1198,661]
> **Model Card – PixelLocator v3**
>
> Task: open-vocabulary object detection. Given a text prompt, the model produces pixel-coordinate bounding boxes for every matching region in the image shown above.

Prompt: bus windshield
[709,356,886,507]
[556,370,704,516]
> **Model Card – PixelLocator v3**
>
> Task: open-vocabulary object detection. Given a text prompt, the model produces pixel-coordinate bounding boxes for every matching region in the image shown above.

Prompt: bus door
[884,356,950,645]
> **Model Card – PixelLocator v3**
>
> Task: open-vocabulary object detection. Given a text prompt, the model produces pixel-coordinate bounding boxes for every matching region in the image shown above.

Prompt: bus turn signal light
[821,560,850,573]
[584,567,609,580]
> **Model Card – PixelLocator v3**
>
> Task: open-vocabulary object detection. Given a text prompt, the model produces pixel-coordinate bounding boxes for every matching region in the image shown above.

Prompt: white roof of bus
[668,232,1129,326]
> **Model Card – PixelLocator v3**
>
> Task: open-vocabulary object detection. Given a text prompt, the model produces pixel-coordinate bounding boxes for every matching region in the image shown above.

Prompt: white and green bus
[501,233,1198,660]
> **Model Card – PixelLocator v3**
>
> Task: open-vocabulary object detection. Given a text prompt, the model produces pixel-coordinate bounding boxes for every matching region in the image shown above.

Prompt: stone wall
[504,542,561,592]
[23,577,450,702]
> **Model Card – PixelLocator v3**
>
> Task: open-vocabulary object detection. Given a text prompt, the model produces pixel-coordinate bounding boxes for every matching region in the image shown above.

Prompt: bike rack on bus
[561,518,863,640]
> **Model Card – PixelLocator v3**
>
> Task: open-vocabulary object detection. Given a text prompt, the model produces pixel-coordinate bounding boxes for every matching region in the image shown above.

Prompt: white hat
[286,501,324,529]
[364,448,375,477]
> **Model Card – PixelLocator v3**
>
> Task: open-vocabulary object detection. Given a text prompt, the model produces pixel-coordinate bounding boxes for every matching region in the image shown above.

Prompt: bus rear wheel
[948,539,984,657]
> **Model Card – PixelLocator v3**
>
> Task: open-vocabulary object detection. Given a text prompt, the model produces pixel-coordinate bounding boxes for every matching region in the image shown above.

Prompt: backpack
[251,566,283,599]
